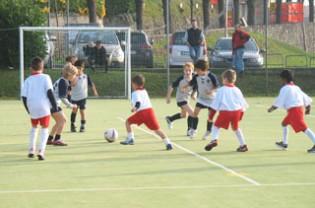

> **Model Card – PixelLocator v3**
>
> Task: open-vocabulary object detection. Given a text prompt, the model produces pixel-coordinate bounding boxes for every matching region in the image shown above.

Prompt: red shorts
[127,108,160,131]
[282,107,307,133]
[31,115,50,128]
[208,108,217,121]
[214,110,244,130]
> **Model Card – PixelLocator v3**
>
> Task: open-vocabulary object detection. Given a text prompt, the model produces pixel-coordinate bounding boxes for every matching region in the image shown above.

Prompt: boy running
[165,62,195,133]
[120,74,173,150]
[21,57,58,160]
[70,60,99,132]
[204,69,249,152]
[268,69,315,153]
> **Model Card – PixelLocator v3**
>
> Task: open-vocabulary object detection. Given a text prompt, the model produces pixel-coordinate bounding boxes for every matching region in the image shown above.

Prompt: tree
[162,0,172,34]
[218,0,225,28]
[310,0,314,22]
[202,0,210,29]
[233,0,240,26]
[247,0,256,25]
[135,0,144,30]
[87,0,97,23]
[276,0,282,24]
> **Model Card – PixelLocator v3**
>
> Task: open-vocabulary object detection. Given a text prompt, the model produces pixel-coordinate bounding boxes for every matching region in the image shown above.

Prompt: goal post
[19,26,132,99]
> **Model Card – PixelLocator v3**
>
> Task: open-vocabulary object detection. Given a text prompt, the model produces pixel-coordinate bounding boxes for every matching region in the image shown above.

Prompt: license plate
[131,50,136,54]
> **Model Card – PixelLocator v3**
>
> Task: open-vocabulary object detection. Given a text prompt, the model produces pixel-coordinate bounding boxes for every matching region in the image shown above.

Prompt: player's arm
[267,106,277,113]
[59,79,76,109]
[47,89,58,112]
[87,75,99,96]
[21,96,30,114]
[305,105,311,115]
[166,86,173,104]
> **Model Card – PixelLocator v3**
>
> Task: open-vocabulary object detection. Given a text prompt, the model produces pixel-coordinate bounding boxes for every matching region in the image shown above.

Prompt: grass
[0,98,315,208]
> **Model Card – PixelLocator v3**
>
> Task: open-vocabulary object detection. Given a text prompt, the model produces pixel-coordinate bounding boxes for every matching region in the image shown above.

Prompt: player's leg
[37,116,50,160]
[79,109,86,132]
[235,128,248,152]
[47,114,58,145]
[52,111,67,146]
[181,104,194,134]
[28,119,39,158]
[154,129,173,150]
[203,108,216,140]
[120,120,135,145]
[205,125,219,151]
[188,105,201,138]
[304,128,315,153]
[70,106,78,132]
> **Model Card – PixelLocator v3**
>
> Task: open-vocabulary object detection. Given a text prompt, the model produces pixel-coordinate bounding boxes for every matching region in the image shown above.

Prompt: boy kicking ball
[120,74,173,150]
[204,69,249,152]
[21,57,58,160]
[268,69,315,153]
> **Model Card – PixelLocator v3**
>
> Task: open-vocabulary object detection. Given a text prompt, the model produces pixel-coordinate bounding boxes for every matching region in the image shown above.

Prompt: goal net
[19,26,131,99]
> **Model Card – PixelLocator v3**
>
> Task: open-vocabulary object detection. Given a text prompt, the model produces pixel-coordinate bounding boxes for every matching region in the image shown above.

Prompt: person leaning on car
[184,18,206,63]
[232,23,250,74]
[84,40,108,73]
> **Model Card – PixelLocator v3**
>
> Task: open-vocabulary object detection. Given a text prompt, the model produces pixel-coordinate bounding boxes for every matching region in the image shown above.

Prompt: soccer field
[0,98,315,208]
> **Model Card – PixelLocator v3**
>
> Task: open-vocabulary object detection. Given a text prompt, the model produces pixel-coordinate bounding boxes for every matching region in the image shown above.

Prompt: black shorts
[196,102,211,109]
[71,99,87,110]
[51,107,62,114]
[177,101,188,107]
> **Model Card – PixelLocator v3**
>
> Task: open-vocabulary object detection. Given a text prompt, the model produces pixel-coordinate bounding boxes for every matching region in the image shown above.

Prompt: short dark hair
[194,59,209,71]
[74,59,85,68]
[222,69,237,83]
[31,57,43,71]
[280,69,294,83]
[65,55,76,63]
[132,74,145,87]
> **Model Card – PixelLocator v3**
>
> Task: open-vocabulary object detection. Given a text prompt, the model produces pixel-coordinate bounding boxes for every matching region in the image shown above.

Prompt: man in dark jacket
[232,23,250,73]
[84,40,108,73]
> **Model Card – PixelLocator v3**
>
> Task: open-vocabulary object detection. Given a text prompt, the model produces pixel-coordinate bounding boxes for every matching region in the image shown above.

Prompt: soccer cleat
[186,129,190,136]
[46,140,54,145]
[236,145,248,152]
[188,129,197,139]
[166,143,173,150]
[202,131,211,140]
[28,153,34,158]
[307,145,315,153]
[37,155,45,161]
[53,140,68,146]
[165,116,173,129]
[120,138,134,145]
[71,124,77,132]
[204,140,218,151]
[275,141,288,150]
[80,125,85,133]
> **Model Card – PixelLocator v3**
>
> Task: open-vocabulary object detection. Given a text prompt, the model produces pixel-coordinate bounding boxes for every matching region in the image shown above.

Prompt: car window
[215,38,258,51]
[173,32,186,45]
[78,31,118,45]
[131,33,146,44]
[244,39,258,51]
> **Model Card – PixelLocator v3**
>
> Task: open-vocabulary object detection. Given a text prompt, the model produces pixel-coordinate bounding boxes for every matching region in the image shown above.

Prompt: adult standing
[184,18,206,63]
[232,23,250,73]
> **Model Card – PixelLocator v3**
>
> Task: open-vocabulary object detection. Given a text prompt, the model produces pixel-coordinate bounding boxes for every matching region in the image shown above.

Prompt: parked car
[73,30,124,67]
[169,31,208,67]
[209,37,264,69]
[116,31,154,68]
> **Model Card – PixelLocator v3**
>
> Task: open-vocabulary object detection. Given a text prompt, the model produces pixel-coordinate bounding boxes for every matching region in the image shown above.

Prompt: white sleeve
[273,88,286,108]
[131,92,139,107]
[21,79,28,97]
[301,90,312,107]
[237,88,249,111]
[210,88,222,111]
[45,75,54,91]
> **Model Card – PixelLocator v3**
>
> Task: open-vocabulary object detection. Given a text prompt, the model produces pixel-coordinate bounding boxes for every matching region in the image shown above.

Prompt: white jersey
[131,89,152,111]
[21,73,53,119]
[273,83,312,110]
[211,85,248,111]
[71,74,93,101]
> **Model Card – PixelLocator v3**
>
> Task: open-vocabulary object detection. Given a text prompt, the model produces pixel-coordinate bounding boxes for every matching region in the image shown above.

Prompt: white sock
[163,138,171,145]
[29,127,38,153]
[38,128,49,156]
[282,126,289,145]
[127,132,134,140]
[304,128,315,144]
[235,128,246,146]
[211,126,220,142]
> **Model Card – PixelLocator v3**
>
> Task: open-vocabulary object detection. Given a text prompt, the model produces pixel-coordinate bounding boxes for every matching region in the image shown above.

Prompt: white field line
[1,182,315,194]
[117,117,261,186]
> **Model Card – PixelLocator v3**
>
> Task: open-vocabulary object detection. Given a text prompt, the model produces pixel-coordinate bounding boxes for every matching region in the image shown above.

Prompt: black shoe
[307,145,315,153]
[165,116,173,129]
[204,140,218,151]
[28,153,34,158]
[166,143,173,151]
[236,145,248,152]
[71,124,76,132]
[275,141,288,150]
[37,155,45,161]
[80,126,85,132]
[120,138,134,145]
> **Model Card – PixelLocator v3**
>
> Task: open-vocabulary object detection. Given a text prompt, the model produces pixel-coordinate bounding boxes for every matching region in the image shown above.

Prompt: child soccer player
[21,57,58,160]
[184,59,219,139]
[70,60,99,132]
[47,64,78,146]
[204,69,249,152]
[268,69,315,153]
[120,74,173,150]
[165,62,195,133]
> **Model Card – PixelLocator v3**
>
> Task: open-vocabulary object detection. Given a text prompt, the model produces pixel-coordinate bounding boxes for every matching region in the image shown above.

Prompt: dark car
[116,31,154,68]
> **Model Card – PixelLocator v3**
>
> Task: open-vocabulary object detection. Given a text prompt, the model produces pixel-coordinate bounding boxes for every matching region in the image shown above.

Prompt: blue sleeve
[58,79,69,98]
[208,72,220,88]
[172,76,183,88]
[87,75,93,87]
[189,74,198,88]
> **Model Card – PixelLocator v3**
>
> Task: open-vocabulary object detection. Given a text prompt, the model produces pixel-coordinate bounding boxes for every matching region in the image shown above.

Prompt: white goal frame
[19,26,132,99]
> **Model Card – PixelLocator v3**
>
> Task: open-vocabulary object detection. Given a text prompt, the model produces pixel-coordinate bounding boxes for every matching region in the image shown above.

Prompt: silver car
[210,37,264,69]
[73,31,124,66]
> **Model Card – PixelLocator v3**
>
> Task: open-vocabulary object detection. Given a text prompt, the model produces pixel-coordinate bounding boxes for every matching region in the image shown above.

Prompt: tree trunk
[310,0,314,22]
[202,0,210,29]
[247,0,256,25]
[276,0,282,24]
[135,0,144,30]
[87,0,97,23]
[233,0,240,26]
[162,0,172,34]
[218,0,225,28]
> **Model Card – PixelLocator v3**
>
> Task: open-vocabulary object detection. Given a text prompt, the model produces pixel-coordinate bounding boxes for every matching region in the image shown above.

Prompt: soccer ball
[104,128,118,143]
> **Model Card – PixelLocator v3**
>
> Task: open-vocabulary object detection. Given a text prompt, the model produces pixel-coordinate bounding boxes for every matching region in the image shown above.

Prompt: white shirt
[131,89,152,111]
[21,73,53,119]
[71,74,92,101]
[211,85,248,111]
[273,83,312,110]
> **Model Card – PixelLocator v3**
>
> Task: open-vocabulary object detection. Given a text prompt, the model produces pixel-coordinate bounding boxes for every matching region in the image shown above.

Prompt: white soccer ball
[104,128,118,143]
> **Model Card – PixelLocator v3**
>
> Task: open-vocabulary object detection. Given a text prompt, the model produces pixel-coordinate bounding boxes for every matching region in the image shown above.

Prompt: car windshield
[215,38,258,51]
[173,32,186,45]
[131,33,146,44]
[77,31,118,45]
